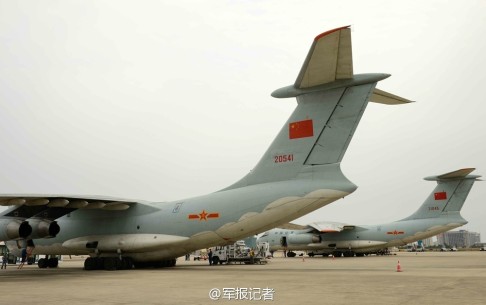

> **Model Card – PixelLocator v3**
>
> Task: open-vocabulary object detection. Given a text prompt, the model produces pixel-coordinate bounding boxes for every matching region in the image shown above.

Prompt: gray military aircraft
[257,168,479,257]
[0,26,411,270]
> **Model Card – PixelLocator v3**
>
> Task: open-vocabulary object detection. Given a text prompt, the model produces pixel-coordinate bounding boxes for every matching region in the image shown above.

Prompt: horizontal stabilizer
[424,168,481,181]
[370,88,413,105]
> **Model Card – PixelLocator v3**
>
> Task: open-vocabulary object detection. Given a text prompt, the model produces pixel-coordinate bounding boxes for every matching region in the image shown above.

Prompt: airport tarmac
[0,251,485,305]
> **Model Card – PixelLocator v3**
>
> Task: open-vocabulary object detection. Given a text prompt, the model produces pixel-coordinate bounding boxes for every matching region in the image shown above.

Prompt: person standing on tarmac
[1,254,7,269]
[208,249,213,266]
[17,248,27,269]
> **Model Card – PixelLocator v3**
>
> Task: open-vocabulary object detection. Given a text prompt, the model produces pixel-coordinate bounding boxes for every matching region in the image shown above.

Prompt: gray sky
[1,1,485,238]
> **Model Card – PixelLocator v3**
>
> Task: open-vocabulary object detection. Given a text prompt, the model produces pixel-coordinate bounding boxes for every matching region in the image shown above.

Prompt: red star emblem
[199,210,208,221]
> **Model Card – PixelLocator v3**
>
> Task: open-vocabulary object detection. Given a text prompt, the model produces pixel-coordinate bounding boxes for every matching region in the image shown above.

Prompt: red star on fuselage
[199,210,208,221]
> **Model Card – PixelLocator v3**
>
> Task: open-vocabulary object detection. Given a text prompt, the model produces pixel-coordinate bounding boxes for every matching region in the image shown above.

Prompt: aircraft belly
[62,234,189,253]
[334,240,387,249]
[214,188,348,241]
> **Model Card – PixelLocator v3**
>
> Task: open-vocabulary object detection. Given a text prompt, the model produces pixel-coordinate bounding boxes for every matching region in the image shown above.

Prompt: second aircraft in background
[258,168,480,257]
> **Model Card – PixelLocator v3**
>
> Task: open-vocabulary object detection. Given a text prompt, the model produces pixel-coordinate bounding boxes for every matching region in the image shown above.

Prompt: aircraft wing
[278,221,357,233]
[307,221,355,233]
[0,194,154,241]
[0,194,146,219]
[276,223,308,230]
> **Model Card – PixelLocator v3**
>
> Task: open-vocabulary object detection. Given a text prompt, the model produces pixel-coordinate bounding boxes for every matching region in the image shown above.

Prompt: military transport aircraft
[0,26,411,270]
[257,168,479,257]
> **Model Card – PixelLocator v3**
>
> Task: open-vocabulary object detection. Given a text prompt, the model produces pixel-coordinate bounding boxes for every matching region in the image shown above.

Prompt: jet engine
[285,233,321,245]
[0,219,32,241]
[27,219,61,238]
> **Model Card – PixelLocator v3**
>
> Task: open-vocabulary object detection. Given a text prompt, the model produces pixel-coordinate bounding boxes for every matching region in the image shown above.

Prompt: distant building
[437,230,481,248]
[421,237,437,247]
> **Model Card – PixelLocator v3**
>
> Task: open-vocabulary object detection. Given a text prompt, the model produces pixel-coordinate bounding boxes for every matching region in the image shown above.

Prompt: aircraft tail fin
[225,26,411,190]
[402,168,480,221]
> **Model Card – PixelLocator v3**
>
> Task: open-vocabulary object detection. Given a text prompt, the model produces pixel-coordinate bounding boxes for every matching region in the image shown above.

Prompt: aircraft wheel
[38,258,48,269]
[133,261,145,269]
[103,257,118,271]
[343,251,354,257]
[152,260,166,268]
[47,257,59,268]
[168,259,176,267]
[332,251,342,258]
[121,257,133,270]
[84,257,97,270]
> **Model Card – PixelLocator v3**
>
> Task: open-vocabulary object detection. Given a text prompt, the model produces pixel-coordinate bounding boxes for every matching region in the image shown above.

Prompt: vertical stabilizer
[225,26,411,190]
[402,168,480,220]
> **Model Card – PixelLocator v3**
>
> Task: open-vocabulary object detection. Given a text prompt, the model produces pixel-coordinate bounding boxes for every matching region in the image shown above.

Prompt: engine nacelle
[284,233,321,246]
[27,219,61,239]
[0,219,32,240]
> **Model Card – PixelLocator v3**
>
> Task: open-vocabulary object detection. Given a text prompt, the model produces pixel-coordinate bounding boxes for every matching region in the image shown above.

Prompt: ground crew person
[1,254,7,269]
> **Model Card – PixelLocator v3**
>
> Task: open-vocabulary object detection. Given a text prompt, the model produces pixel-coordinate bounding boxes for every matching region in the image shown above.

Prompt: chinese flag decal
[289,119,314,139]
[434,192,447,200]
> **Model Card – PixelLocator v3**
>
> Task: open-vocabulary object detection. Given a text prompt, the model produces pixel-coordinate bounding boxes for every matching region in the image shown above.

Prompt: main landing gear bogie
[84,257,177,271]
[37,257,59,269]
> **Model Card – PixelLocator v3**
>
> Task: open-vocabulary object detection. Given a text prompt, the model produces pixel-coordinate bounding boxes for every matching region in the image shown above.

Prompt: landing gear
[332,251,342,258]
[343,251,355,257]
[84,256,176,271]
[84,257,133,271]
[287,251,296,257]
[37,256,59,269]
[84,257,103,270]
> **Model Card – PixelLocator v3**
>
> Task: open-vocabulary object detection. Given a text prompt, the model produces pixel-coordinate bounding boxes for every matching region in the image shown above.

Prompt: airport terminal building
[437,230,481,248]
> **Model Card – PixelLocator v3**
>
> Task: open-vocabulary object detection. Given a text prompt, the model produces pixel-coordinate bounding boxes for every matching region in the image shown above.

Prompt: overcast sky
[1,1,485,239]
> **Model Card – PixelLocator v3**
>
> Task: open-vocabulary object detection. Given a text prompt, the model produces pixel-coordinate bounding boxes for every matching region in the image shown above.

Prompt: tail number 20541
[274,154,294,163]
